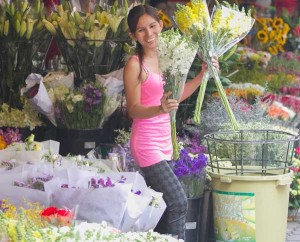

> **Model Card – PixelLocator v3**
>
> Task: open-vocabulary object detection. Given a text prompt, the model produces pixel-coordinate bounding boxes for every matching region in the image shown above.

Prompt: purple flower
[170,148,207,178]
[83,84,103,112]
[0,128,22,145]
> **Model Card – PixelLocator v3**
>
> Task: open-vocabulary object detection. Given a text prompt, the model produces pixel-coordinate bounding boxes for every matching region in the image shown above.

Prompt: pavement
[286,215,300,241]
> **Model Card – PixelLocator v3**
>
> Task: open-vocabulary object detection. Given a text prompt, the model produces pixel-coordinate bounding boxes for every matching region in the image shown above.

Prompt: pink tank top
[129,56,172,167]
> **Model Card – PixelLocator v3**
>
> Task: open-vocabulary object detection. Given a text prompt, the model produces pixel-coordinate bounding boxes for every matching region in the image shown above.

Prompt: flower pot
[288,208,299,222]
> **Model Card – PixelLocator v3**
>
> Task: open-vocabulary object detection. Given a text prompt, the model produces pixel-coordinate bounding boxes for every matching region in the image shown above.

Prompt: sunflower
[257,30,268,44]
[268,45,278,55]
[273,17,283,28]
[158,10,173,29]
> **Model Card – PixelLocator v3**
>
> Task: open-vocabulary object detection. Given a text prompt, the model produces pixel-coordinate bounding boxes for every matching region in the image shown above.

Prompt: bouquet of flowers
[51,81,106,129]
[157,28,198,160]
[174,0,254,128]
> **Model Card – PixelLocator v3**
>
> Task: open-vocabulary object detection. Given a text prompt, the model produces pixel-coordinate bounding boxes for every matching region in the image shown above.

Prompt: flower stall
[0,0,300,241]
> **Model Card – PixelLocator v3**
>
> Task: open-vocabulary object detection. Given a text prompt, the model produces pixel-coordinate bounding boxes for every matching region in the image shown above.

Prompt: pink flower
[296,147,300,155]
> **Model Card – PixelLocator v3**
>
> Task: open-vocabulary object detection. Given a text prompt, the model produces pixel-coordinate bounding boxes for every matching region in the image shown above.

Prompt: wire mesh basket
[204,129,300,176]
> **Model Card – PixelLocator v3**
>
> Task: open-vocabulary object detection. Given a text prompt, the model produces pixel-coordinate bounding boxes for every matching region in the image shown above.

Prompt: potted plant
[288,147,300,221]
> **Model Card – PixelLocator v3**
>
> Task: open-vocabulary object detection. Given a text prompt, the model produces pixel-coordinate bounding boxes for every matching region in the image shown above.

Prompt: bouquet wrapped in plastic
[43,169,166,232]
[157,28,198,160]
[175,0,255,128]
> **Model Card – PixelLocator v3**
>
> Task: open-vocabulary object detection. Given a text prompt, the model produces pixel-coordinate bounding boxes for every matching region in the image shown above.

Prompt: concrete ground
[286,214,300,242]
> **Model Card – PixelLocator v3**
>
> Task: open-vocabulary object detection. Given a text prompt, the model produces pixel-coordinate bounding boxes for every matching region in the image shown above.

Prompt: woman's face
[132,14,163,50]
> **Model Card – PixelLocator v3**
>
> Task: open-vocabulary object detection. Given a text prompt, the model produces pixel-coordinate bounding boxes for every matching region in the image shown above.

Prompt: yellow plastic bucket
[210,171,292,242]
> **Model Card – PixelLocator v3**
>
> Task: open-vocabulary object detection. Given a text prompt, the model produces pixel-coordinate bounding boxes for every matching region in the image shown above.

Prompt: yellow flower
[257,30,268,44]
[32,142,42,151]
[277,44,284,52]
[175,0,210,34]
[269,30,276,40]
[268,45,278,55]
[158,10,173,29]
[272,17,283,28]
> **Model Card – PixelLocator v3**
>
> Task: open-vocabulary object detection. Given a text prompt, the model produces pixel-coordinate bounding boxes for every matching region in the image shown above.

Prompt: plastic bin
[210,170,292,242]
[204,130,299,242]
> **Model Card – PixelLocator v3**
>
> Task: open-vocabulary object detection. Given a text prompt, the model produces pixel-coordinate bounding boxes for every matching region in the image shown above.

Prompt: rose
[41,206,74,227]
[41,206,58,225]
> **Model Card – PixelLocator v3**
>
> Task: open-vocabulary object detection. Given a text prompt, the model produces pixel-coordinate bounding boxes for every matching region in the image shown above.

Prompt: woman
[123,5,218,239]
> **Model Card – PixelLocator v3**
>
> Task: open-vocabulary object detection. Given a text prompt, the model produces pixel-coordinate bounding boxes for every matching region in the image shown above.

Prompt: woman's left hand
[201,56,219,72]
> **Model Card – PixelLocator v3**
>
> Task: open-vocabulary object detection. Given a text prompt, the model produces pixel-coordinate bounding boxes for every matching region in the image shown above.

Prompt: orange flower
[0,136,7,150]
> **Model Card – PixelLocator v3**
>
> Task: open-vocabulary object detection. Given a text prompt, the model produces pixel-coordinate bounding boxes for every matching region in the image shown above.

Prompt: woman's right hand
[160,91,179,113]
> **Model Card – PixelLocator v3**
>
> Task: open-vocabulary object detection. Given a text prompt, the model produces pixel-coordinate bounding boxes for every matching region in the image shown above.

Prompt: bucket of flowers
[288,147,300,221]
[42,0,132,81]
[0,0,51,109]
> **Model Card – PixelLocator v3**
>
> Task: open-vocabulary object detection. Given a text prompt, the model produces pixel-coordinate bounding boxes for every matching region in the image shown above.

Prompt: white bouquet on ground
[44,169,165,232]
[175,0,255,128]
[157,28,198,160]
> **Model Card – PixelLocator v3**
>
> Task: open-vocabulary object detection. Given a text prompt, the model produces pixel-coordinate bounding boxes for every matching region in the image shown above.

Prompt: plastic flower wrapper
[175,0,254,128]
[95,68,124,128]
[43,169,158,231]
[157,28,198,160]
[133,189,167,232]
[0,164,54,208]
[21,73,56,126]
[0,134,60,164]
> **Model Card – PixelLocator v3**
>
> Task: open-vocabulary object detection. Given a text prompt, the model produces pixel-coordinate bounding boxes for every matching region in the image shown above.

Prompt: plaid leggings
[141,161,188,240]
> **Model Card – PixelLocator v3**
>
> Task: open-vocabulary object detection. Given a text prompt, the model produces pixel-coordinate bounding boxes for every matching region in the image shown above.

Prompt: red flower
[57,209,74,227]
[41,206,57,216]
[41,206,74,227]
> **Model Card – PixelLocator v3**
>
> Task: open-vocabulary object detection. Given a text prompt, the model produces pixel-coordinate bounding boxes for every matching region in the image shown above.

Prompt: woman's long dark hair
[127,5,160,79]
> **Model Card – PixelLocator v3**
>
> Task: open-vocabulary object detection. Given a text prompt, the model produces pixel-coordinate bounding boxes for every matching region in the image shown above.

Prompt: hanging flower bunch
[175,0,254,128]
[157,28,198,160]
[42,0,132,80]
[255,16,290,55]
